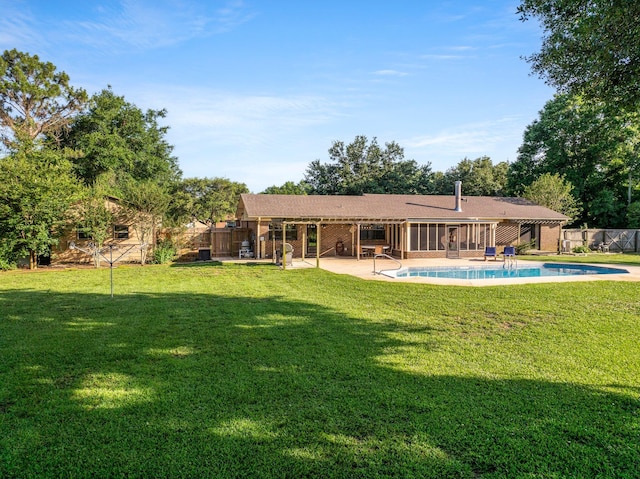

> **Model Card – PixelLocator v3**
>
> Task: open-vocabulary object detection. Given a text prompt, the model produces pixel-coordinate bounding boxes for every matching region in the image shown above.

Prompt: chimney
[454,181,462,212]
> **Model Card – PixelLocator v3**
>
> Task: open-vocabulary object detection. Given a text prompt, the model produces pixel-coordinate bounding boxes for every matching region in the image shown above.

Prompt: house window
[269,223,297,241]
[410,223,446,251]
[77,229,90,240]
[360,224,385,241]
[113,225,129,239]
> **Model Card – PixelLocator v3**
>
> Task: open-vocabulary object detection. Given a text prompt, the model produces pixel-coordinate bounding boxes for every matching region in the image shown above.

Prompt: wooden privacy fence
[562,229,640,252]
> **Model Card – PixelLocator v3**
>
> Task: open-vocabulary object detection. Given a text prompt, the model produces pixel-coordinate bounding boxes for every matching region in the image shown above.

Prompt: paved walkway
[225,255,640,287]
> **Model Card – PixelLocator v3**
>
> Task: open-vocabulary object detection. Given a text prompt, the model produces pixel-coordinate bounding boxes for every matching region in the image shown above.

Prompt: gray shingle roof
[238,194,569,223]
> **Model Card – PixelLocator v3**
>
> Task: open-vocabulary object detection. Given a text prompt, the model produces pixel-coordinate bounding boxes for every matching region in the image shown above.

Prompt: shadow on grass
[1,289,638,478]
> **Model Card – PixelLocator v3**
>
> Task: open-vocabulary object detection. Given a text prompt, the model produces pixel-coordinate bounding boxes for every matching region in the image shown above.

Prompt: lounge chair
[503,246,516,258]
[484,246,497,261]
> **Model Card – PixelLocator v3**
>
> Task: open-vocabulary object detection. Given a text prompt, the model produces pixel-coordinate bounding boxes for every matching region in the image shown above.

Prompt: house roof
[238,194,569,224]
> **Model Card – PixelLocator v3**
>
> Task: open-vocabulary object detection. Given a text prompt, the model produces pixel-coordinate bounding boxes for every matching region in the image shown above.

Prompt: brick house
[53,196,152,265]
[235,185,568,261]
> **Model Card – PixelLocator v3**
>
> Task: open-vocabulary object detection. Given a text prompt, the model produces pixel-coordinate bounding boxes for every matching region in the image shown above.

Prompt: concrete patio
[223,255,640,287]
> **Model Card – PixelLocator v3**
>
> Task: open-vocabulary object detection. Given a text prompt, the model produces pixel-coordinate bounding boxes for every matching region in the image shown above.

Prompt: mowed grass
[1,262,639,478]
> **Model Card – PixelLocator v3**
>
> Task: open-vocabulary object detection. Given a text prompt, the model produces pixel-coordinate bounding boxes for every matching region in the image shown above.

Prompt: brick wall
[539,224,561,251]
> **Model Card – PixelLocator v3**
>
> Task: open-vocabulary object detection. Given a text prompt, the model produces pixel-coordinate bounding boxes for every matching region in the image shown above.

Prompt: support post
[282,222,287,270]
[316,222,321,268]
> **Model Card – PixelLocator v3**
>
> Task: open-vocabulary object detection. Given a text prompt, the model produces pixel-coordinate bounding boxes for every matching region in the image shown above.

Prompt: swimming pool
[383,263,629,280]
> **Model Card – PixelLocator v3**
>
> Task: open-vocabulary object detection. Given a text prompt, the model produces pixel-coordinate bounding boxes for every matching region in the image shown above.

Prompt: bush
[516,240,536,255]
[0,243,16,271]
[572,245,591,254]
[153,238,177,264]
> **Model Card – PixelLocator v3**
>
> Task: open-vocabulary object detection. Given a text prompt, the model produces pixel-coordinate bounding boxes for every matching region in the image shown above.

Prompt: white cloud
[0,2,43,50]
[373,69,408,77]
[64,0,255,52]
[402,117,526,168]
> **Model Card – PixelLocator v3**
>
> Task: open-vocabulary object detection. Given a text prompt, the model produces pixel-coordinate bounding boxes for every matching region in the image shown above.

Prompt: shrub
[0,243,16,271]
[516,240,536,255]
[153,238,177,264]
[572,245,591,254]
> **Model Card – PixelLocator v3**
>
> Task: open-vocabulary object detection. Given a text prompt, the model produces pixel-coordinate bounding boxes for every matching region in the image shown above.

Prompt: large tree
[522,172,580,221]
[304,135,432,195]
[518,0,640,110]
[432,156,509,196]
[0,49,87,150]
[0,148,81,268]
[508,94,639,227]
[122,180,172,265]
[61,87,181,188]
[167,177,249,225]
[262,180,311,195]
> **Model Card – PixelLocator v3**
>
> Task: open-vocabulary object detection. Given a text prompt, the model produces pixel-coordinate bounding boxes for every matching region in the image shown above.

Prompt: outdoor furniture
[361,245,389,258]
[276,243,293,266]
[484,246,497,261]
[598,242,610,253]
[503,246,516,258]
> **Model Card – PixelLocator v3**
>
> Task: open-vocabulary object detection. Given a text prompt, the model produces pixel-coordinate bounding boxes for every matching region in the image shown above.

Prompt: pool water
[387,263,629,280]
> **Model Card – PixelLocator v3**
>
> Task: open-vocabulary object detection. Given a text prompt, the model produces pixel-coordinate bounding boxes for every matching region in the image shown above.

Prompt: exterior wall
[539,224,561,251]
[52,198,158,265]
[53,223,147,264]
[242,220,565,259]
[495,223,519,249]
[403,250,484,259]
[252,223,354,259]
[319,224,355,257]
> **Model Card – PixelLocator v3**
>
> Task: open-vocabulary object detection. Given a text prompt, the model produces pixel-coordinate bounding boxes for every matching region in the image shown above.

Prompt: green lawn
[1,261,639,478]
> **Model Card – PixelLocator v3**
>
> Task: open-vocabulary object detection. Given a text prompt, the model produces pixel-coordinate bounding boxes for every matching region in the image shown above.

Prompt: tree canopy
[261,180,311,195]
[508,94,639,227]
[0,49,87,150]
[167,177,249,225]
[432,156,508,196]
[304,135,432,195]
[0,148,81,268]
[518,0,640,110]
[522,172,580,221]
[60,87,181,188]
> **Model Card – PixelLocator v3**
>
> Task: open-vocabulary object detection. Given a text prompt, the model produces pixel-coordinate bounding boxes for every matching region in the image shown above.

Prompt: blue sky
[1,0,552,192]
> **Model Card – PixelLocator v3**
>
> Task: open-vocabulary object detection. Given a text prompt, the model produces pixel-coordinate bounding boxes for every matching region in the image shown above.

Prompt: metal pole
[110,246,114,298]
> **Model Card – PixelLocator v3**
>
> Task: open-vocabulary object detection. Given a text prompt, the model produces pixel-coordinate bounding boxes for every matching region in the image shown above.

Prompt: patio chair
[484,246,497,261]
[503,246,516,258]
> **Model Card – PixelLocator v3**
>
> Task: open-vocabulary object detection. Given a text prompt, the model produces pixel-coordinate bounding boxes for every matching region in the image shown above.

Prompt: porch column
[282,221,287,270]
[316,222,321,268]
[257,218,261,258]
[357,223,361,260]
[272,224,277,263]
[302,229,306,262]
[401,222,407,259]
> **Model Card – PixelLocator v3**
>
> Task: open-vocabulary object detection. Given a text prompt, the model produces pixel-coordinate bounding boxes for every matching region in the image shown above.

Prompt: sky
[1,0,553,193]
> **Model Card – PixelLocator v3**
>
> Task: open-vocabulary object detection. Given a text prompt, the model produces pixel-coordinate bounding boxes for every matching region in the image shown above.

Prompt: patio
[223,255,640,287]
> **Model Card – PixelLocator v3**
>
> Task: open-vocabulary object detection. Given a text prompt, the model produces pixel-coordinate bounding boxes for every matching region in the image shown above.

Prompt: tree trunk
[29,250,37,269]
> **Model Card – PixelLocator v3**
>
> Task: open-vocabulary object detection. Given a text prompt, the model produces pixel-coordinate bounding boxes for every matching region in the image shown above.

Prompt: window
[77,228,90,240]
[269,223,297,241]
[410,223,446,251]
[360,224,385,241]
[409,223,493,251]
[113,225,129,239]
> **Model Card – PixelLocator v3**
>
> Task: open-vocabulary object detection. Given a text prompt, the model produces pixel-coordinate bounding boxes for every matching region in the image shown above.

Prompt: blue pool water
[387,263,629,280]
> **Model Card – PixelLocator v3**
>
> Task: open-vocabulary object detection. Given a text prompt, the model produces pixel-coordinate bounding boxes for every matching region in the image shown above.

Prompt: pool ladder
[503,255,518,270]
[373,253,402,275]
